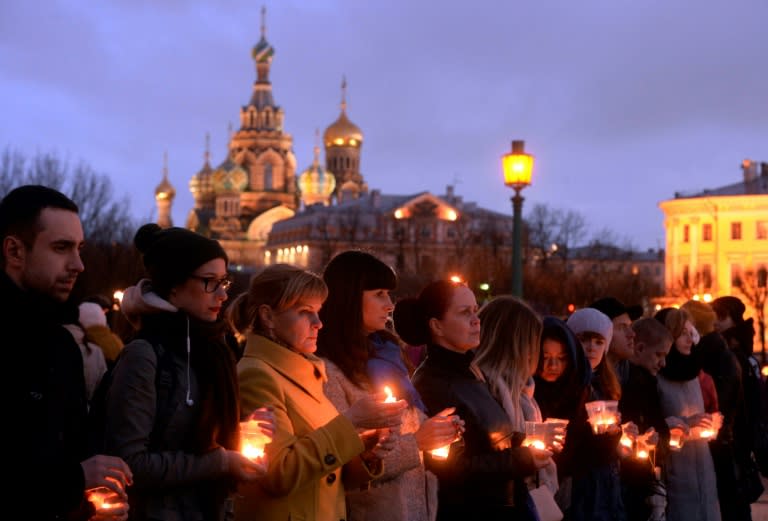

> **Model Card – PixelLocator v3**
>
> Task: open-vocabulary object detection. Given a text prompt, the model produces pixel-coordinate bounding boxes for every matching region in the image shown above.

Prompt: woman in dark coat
[394,281,550,521]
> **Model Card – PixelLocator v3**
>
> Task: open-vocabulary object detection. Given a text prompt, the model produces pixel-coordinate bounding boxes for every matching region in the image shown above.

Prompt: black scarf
[659,344,701,382]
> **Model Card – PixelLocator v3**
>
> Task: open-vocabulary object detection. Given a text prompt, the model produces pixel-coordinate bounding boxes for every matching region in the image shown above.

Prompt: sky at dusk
[1,0,766,251]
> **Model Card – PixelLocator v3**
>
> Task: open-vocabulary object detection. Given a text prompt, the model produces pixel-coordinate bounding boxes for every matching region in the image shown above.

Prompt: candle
[240,419,270,463]
[383,386,397,403]
[86,487,123,513]
[431,445,450,460]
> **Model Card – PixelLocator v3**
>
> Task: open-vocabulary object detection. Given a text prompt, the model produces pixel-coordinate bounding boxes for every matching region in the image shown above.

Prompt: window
[682,265,690,286]
[702,223,712,241]
[731,222,742,240]
[757,221,768,240]
[263,163,273,190]
[702,264,712,290]
[683,224,690,243]
[731,264,742,286]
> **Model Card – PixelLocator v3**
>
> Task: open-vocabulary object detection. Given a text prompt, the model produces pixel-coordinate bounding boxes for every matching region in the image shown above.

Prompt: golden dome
[155,176,175,200]
[324,76,363,147]
[155,152,175,200]
[324,110,363,147]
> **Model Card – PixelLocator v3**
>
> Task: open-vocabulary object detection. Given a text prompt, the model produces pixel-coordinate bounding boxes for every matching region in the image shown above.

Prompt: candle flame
[242,442,265,461]
[670,439,680,448]
[637,450,649,459]
[620,435,633,448]
[431,445,450,459]
[383,386,397,403]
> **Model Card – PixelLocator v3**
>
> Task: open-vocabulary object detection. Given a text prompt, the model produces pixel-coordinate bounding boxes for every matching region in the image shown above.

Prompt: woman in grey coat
[105,224,271,521]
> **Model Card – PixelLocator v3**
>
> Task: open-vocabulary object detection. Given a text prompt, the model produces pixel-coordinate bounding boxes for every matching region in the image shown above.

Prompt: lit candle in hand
[431,445,450,460]
[383,386,397,403]
[86,487,124,513]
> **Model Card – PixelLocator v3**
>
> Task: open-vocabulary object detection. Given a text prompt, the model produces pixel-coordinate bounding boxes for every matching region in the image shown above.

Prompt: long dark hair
[393,279,461,347]
[317,250,398,385]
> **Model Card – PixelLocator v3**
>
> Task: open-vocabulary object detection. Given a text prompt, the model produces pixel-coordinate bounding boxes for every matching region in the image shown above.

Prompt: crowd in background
[4,184,767,521]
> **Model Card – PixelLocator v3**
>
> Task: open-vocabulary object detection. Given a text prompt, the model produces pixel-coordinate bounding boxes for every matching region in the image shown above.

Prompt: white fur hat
[78,302,107,329]
[567,308,614,348]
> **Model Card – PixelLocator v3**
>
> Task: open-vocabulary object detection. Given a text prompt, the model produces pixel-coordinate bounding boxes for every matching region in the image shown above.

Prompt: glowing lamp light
[383,386,397,403]
[394,209,404,219]
[449,275,463,284]
[446,209,458,221]
[501,141,534,190]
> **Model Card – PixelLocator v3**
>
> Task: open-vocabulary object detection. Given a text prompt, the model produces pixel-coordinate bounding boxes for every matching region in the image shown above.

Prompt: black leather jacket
[412,344,537,521]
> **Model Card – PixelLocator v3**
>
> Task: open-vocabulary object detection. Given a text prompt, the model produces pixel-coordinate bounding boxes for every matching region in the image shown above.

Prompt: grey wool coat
[322,359,439,521]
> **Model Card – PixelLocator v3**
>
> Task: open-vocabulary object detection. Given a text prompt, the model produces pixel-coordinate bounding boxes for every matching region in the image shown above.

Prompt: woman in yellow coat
[229,264,407,521]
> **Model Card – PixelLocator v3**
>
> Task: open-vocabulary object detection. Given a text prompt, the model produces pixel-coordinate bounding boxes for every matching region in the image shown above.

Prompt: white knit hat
[78,302,107,329]
[567,308,614,348]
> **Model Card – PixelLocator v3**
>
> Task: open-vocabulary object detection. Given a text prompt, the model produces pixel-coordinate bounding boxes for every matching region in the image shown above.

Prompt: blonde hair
[227,263,328,336]
[475,296,543,430]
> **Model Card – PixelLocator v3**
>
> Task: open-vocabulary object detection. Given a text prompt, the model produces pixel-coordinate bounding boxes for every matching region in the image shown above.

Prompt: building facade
[658,159,768,299]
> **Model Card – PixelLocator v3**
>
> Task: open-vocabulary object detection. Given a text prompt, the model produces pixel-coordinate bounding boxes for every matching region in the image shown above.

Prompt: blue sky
[1,0,766,250]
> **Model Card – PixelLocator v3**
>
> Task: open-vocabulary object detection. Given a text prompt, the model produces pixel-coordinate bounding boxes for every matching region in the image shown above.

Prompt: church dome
[155,175,175,200]
[212,162,248,194]
[324,111,363,147]
[189,162,213,196]
[324,77,363,147]
[298,160,336,201]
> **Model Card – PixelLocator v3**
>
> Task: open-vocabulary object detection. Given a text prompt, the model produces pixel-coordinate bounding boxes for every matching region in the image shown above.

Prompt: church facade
[163,17,514,289]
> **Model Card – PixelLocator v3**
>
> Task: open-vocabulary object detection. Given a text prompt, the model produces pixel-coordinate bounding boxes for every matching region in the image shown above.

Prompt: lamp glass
[502,153,534,189]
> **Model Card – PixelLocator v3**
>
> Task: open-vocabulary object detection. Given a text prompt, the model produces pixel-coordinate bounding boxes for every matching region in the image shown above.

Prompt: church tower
[155,151,175,229]
[324,77,367,202]
[222,6,297,227]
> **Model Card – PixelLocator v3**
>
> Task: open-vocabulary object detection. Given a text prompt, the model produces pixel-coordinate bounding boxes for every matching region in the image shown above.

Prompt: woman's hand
[685,412,712,429]
[415,407,464,452]
[528,446,553,470]
[344,393,407,430]
[246,406,276,441]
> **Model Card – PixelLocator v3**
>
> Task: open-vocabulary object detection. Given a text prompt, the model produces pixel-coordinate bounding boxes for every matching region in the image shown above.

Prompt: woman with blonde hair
[229,263,407,521]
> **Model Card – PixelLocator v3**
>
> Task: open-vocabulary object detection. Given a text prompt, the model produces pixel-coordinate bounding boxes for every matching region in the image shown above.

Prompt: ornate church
[154,11,514,286]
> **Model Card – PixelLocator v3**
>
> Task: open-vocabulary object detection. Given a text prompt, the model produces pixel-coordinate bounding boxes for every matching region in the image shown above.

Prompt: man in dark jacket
[619,317,674,521]
[0,185,132,520]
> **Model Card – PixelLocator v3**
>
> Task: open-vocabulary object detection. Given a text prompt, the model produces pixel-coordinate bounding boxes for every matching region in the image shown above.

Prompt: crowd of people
[3,184,766,521]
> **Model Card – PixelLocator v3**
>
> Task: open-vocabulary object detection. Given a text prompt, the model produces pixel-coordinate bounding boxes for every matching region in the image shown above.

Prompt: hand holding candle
[416,407,464,460]
[240,408,274,464]
[87,487,128,519]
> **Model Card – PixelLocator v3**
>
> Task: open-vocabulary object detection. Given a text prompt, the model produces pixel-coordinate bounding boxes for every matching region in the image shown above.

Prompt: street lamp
[502,140,534,297]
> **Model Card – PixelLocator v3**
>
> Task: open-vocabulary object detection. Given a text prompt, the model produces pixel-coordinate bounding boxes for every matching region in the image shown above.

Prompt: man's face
[634,340,671,376]
[15,208,84,301]
[609,313,636,361]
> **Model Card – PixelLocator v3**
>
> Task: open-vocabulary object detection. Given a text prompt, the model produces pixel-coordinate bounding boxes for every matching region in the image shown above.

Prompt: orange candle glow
[240,419,270,462]
[431,445,450,460]
[383,386,397,403]
[86,487,123,512]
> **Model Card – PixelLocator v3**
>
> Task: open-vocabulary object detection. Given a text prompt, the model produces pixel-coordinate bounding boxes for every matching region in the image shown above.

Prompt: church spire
[260,5,266,39]
[340,75,347,113]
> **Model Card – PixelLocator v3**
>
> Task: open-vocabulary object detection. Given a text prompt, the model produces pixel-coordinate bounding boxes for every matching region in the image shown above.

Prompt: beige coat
[235,334,367,521]
[323,359,438,521]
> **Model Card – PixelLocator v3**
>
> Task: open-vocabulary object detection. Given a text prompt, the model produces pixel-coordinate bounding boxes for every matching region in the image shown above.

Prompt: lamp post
[502,140,534,297]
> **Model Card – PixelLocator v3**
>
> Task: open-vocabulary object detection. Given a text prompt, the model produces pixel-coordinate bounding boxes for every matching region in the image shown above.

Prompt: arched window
[264,163,273,190]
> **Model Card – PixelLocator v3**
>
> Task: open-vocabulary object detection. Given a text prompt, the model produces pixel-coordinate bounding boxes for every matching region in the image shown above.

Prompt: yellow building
[659,159,768,300]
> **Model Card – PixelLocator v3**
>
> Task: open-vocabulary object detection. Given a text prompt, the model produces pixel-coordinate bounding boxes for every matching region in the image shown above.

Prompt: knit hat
[134,223,228,298]
[567,308,614,347]
[710,296,746,323]
[589,296,643,321]
[78,302,107,329]
[681,300,716,335]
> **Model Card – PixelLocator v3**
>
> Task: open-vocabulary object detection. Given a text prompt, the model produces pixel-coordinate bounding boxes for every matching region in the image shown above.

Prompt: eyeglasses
[190,275,233,293]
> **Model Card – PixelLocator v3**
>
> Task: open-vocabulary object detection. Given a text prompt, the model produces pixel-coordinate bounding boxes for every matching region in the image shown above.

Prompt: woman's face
[170,258,229,322]
[540,338,569,382]
[271,295,324,355]
[577,333,608,370]
[675,320,695,355]
[362,288,394,334]
[430,285,481,353]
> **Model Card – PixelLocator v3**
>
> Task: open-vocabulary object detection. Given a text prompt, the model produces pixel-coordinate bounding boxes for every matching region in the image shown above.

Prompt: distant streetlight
[502,140,534,297]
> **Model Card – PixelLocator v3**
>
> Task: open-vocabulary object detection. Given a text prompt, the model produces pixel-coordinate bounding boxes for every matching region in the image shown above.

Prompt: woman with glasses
[104,223,273,521]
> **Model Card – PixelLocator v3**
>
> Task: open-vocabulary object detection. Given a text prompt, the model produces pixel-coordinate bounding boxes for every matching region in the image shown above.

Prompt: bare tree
[734,267,767,360]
